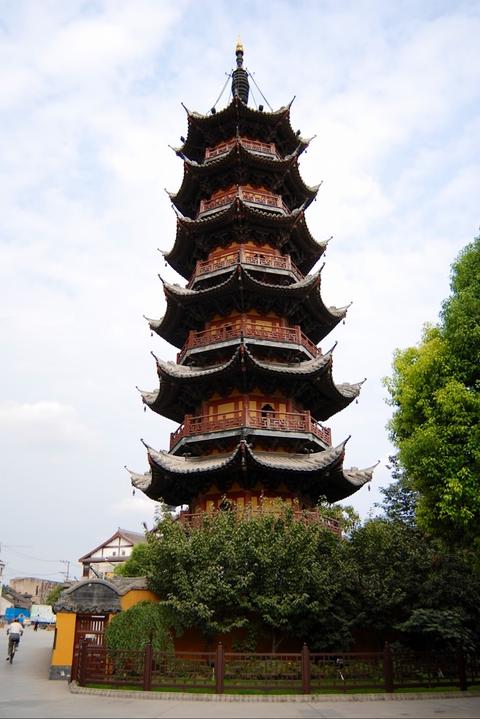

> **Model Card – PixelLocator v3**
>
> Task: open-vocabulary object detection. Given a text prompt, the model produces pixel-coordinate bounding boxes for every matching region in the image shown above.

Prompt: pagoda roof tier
[139,345,363,423]
[147,267,348,349]
[127,440,376,506]
[166,201,326,280]
[177,97,309,163]
[170,143,318,218]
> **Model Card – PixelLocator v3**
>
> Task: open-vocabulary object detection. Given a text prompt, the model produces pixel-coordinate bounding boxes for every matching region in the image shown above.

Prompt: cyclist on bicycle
[6,619,23,660]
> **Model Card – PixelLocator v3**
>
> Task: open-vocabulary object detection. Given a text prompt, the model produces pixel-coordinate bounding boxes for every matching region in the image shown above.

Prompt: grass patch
[397,684,480,694]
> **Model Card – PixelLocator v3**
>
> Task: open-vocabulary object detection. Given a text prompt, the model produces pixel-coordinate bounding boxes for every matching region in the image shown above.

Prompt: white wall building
[78,528,146,579]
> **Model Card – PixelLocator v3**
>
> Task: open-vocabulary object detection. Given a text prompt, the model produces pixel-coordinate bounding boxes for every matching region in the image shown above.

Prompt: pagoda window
[261,403,275,419]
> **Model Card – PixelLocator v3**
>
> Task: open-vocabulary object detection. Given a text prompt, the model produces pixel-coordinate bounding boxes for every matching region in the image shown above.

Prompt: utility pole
[60,560,71,582]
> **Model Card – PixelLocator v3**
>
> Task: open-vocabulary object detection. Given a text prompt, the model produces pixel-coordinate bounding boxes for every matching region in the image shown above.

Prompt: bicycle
[7,636,20,664]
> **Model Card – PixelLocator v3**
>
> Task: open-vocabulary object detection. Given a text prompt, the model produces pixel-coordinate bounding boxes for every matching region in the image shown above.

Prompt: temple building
[128,42,376,516]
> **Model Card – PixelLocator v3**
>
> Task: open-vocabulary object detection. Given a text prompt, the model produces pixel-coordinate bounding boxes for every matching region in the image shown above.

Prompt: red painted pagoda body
[129,44,376,516]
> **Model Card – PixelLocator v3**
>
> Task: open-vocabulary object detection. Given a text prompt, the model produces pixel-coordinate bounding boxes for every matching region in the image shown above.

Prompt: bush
[105,601,173,655]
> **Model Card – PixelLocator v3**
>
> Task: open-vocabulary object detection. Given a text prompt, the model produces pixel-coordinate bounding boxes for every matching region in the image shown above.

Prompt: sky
[1,0,479,585]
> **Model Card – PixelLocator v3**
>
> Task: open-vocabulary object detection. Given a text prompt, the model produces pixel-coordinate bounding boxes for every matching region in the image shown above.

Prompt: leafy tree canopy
[105,600,173,653]
[114,541,150,577]
[352,473,480,651]
[376,455,418,526]
[145,503,358,651]
[45,584,63,606]
[385,235,480,546]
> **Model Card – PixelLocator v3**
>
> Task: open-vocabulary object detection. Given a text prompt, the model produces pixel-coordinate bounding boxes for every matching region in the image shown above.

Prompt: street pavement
[1,627,480,718]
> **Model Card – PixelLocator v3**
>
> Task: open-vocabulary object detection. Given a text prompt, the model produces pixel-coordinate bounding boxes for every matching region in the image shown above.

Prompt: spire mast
[231,38,249,104]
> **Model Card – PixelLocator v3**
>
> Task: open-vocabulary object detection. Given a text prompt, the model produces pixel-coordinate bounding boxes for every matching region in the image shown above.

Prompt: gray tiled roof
[127,440,378,506]
[166,202,326,279]
[144,346,362,394]
[139,346,364,423]
[178,97,309,163]
[129,440,372,480]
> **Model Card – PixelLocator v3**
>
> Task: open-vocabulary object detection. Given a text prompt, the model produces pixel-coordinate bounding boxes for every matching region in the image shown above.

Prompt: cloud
[0,0,479,578]
[0,401,97,448]
[110,492,158,517]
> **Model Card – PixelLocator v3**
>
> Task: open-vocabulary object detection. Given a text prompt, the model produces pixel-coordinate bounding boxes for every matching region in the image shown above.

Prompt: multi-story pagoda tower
[129,43,376,514]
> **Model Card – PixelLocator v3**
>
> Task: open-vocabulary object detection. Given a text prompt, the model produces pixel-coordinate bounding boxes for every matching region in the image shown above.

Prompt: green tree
[105,601,173,656]
[45,584,64,606]
[349,518,430,644]
[385,235,480,546]
[353,461,480,652]
[114,541,150,577]
[376,455,418,526]
[146,504,358,651]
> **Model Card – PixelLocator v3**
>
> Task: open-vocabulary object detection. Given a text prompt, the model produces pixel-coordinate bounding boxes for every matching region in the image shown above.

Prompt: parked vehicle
[30,604,56,627]
[4,607,30,624]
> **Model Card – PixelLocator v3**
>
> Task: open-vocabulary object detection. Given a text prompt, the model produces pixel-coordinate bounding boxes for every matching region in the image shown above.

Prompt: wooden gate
[71,614,107,680]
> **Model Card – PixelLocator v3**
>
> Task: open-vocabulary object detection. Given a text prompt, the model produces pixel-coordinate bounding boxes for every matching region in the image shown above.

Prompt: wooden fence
[76,641,478,694]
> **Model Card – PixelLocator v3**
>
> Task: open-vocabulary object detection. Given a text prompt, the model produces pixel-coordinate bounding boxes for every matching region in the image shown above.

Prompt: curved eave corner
[343,460,380,489]
[126,466,153,494]
[137,386,159,410]
[335,378,366,402]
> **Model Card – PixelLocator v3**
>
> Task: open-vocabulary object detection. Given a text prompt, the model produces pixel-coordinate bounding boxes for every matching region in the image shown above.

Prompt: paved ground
[1,628,480,718]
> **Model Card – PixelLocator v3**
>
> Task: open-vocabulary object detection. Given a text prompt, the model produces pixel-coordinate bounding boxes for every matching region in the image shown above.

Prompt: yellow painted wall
[120,589,159,611]
[51,613,76,667]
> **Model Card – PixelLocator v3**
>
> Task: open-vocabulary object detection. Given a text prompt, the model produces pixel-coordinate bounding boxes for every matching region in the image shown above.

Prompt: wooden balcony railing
[176,509,341,535]
[177,320,320,363]
[198,187,289,216]
[169,409,332,450]
[189,248,303,286]
[205,138,278,161]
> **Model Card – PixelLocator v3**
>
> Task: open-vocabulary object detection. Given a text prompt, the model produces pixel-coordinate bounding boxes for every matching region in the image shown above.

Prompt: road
[1,628,480,718]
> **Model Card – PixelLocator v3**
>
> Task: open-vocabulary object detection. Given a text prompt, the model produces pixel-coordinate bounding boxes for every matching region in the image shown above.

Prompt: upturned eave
[152,267,347,348]
[139,345,363,422]
[127,440,376,506]
[170,143,318,217]
[179,97,308,162]
[165,202,326,279]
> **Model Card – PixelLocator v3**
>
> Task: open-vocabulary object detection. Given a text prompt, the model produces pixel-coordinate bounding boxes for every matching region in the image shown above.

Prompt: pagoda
[129,43,376,515]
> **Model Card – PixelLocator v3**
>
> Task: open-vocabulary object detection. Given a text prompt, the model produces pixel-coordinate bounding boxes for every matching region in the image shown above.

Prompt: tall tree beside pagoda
[128,43,376,516]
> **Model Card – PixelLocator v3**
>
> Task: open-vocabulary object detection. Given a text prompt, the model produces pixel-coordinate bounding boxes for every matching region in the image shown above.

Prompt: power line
[2,547,68,564]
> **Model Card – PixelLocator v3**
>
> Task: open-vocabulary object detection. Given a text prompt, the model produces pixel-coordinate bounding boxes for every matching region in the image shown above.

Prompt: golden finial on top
[236,36,244,54]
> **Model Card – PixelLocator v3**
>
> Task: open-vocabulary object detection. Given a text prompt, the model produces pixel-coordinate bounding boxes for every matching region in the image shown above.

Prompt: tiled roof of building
[54,577,149,614]
[170,143,318,217]
[78,528,146,563]
[148,267,348,348]
[139,345,364,423]
[178,96,309,162]
[127,441,378,506]
[167,202,326,279]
